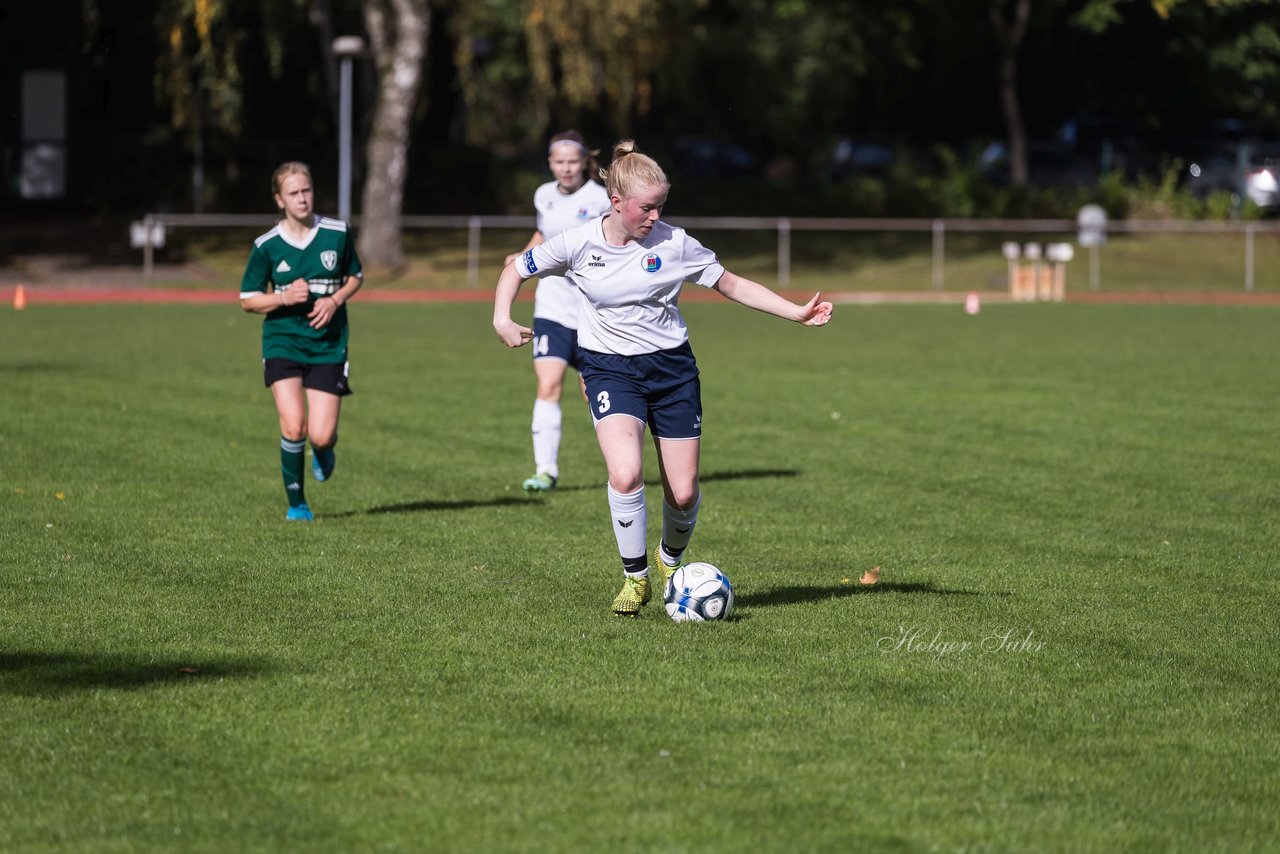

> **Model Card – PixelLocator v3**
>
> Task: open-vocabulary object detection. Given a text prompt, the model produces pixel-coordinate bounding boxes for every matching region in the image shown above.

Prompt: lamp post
[332,35,366,224]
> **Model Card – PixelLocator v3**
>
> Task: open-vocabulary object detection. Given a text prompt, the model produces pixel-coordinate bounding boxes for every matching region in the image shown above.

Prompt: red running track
[2,286,1278,306]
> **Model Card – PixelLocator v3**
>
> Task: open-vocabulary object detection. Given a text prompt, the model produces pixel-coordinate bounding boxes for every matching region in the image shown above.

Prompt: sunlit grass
[2,302,1277,851]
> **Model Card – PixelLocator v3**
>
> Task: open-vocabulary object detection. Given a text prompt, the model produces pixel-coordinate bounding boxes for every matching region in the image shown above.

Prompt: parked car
[672,136,756,180]
[828,137,896,179]
[1244,154,1279,212]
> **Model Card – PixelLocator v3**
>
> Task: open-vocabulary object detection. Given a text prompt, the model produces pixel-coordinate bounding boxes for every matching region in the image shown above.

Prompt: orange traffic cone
[13,284,26,310]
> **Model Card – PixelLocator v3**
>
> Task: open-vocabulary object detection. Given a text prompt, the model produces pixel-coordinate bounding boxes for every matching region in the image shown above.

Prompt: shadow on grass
[331,495,534,517]
[551,468,800,494]
[351,469,803,510]
[739,580,985,608]
[0,361,83,373]
[700,468,798,484]
[0,652,275,697]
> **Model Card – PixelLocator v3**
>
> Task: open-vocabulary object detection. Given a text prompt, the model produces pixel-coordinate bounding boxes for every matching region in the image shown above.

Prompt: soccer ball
[664,562,735,622]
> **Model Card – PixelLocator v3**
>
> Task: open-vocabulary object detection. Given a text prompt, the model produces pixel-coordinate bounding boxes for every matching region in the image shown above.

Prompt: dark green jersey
[240,216,363,363]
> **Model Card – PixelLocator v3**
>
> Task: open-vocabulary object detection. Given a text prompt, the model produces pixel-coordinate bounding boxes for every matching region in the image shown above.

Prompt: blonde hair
[271,161,312,207]
[600,140,668,200]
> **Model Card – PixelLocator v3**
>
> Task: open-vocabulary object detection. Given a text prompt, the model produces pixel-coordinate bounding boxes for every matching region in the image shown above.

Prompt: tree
[450,0,663,149]
[1074,0,1280,132]
[989,0,1031,185]
[155,0,246,210]
[357,0,430,272]
[523,0,662,133]
[145,0,341,210]
[448,0,538,149]
[652,1,923,160]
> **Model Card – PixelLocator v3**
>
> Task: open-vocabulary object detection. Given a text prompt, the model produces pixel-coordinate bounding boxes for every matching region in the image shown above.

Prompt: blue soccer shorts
[581,342,702,440]
[530,317,585,373]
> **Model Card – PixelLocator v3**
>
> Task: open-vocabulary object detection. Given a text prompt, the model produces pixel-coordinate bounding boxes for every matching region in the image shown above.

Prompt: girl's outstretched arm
[712,270,833,326]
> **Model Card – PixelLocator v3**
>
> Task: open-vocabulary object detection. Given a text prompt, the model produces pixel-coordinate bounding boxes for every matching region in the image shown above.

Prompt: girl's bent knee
[669,488,699,510]
[608,475,644,494]
[309,429,337,449]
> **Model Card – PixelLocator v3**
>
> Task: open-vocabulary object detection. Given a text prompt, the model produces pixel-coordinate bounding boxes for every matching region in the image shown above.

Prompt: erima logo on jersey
[642,254,662,273]
[277,260,292,272]
[523,250,538,274]
[588,254,606,268]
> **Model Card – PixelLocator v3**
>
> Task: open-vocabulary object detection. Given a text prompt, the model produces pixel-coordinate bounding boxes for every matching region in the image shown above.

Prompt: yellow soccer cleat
[653,545,682,589]
[522,471,557,492]
[611,574,651,617]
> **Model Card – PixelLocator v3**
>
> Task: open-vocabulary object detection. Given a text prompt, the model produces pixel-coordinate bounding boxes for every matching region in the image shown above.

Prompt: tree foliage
[449,0,541,148]
[450,0,665,147]
[522,0,662,132]
[155,0,244,135]
[677,0,922,151]
[117,0,1280,216]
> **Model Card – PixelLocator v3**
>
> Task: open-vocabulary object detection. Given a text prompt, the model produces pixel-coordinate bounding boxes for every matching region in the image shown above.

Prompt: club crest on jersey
[641,254,662,273]
[577,206,590,219]
[320,250,338,271]
[524,250,538,274]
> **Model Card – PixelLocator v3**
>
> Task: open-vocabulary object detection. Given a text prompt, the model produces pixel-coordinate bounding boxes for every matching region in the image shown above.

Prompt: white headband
[549,140,589,155]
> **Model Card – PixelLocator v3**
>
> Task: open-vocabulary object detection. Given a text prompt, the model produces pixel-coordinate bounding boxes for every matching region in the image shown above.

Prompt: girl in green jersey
[239,162,364,521]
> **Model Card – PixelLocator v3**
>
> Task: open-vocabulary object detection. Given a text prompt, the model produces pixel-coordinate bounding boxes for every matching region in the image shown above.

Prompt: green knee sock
[280,436,307,508]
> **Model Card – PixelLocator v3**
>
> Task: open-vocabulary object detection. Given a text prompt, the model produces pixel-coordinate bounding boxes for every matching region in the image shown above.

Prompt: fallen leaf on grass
[178,667,201,675]
[859,566,881,585]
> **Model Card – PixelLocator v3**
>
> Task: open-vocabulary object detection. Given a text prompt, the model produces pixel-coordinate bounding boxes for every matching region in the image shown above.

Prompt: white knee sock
[607,484,647,575]
[531,399,562,479]
[661,492,701,562]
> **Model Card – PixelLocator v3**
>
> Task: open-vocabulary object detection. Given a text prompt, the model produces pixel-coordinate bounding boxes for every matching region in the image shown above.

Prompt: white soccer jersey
[530,180,611,327]
[518,216,726,356]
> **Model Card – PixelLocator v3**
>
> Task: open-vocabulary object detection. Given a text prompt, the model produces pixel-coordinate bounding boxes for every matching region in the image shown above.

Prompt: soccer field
[2,301,1278,851]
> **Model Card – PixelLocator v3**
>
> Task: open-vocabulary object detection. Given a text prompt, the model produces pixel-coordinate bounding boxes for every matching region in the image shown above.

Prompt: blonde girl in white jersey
[494,140,832,617]
[504,131,611,493]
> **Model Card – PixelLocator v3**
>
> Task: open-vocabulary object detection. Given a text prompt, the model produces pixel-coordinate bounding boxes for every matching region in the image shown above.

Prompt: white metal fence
[136,213,1280,291]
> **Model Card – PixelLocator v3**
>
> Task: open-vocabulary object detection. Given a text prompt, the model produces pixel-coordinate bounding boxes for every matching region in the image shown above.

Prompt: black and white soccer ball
[663,562,735,622]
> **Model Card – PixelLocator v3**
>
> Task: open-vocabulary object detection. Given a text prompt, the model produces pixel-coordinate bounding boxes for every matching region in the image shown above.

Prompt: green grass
[157,226,1280,294]
[2,302,1278,852]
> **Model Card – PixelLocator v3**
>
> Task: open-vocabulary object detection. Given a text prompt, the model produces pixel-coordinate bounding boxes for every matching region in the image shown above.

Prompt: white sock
[531,399,562,479]
[661,492,701,562]
[607,484,647,574]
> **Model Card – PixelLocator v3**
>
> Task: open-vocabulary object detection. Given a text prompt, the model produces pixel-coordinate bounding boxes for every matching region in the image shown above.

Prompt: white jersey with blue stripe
[518,216,726,356]
[531,180,611,327]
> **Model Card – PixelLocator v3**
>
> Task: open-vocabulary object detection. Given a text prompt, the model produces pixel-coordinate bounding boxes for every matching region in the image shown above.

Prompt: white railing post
[932,219,944,289]
[143,213,154,281]
[778,217,791,288]
[1245,224,1255,293]
[467,215,481,288]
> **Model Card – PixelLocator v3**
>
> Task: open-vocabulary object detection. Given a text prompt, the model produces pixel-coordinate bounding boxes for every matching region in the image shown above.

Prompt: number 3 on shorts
[596,390,611,414]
